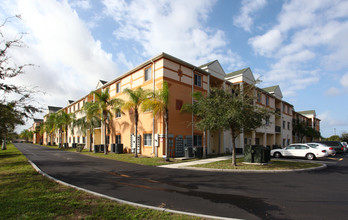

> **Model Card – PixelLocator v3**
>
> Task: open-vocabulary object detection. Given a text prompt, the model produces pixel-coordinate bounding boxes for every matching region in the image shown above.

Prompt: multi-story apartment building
[29,119,43,144]
[38,52,320,157]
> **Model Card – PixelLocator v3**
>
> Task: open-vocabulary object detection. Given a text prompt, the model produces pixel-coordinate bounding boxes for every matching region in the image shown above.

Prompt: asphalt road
[14,143,348,220]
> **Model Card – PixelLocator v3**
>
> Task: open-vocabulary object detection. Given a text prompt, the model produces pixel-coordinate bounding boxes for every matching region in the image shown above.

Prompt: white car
[271,143,328,160]
[307,142,336,156]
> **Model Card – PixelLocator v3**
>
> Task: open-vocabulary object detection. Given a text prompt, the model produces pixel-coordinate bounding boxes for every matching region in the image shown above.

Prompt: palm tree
[20,129,33,142]
[142,82,169,159]
[122,87,150,157]
[42,113,57,145]
[55,111,74,148]
[90,88,123,154]
[72,102,101,152]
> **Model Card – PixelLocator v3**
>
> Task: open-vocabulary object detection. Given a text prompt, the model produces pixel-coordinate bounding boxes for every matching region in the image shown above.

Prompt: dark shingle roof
[48,106,62,112]
[262,85,279,93]
[199,60,218,68]
[68,100,74,104]
[99,80,108,85]
[225,67,250,78]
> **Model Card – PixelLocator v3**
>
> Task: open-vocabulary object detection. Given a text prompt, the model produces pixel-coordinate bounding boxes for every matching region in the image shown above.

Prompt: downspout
[192,67,196,147]
[151,59,157,157]
[207,73,211,157]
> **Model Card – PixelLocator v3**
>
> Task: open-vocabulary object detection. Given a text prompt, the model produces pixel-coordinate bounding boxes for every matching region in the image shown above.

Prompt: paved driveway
[15,143,348,220]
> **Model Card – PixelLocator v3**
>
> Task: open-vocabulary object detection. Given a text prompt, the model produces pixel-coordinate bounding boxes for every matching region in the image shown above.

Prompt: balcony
[275,126,281,133]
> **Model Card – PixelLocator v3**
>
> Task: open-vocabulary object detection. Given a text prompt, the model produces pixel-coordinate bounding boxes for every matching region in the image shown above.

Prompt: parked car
[271,143,328,160]
[341,142,347,152]
[314,141,345,153]
[307,142,336,156]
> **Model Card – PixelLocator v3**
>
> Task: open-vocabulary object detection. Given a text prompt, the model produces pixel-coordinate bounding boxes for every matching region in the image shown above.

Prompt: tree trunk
[165,109,169,161]
[134,109,138,158]
[203,130,206,158]
[89,125,93,152]
[231,129,237,166]
[65,125,68,148]
[2,137,7,150]
[218,129,221,154]
[104,120,107,155]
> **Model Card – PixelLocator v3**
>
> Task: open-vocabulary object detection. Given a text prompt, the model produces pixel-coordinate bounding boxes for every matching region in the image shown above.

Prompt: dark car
[314,141,344,153]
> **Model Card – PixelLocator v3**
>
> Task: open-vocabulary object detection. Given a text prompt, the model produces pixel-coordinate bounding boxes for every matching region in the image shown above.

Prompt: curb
[28,160,241,220]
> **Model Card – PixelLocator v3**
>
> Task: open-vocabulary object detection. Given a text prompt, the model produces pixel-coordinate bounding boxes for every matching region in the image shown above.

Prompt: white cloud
[325,87,341,96]
[102,0,244,69]
[70,0,91,10]
[233,0,267,32]
[340,73,348,87]
[248,29,283,56]
[249,0,348,96]
[3,0,118,111]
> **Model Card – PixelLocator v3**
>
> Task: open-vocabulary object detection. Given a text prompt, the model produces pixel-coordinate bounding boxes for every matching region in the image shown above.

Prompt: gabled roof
[298,110,316,115]
[199,60,218,68]
[48,106,62,112]
[99,80,108,85]
[68,100,74,104]
[33,118,43,123]
[262,85,279,93]
[225,67,250,78]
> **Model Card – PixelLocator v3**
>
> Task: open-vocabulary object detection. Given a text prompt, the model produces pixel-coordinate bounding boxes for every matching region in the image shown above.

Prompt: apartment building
[42,106,62,145]
[40,52,320,157]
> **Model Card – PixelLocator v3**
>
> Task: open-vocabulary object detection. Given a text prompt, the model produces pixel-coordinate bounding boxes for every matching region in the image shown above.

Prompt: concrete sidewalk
[159,155,243,168]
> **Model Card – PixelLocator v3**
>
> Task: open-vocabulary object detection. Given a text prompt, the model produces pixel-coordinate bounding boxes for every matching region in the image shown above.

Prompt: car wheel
[306,153,315,160]
[274,152,282,158]
[331,152,336,156]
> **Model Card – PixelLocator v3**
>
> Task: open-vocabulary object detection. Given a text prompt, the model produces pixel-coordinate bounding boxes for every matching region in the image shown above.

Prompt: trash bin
[111,144,116,153]
[184,147,193,158]
[100,144,104,152]
[193,147,203,158]
[116,144,123,154]
[72,143,77,148]
[93,145,99,153]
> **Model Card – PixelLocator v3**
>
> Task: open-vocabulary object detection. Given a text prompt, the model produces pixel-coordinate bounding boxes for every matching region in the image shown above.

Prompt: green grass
[0,144,200,220]
[191,157,322,170]
[39,144,198,166]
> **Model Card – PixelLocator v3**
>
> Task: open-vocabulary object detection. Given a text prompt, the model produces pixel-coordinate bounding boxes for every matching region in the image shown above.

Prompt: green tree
[184,87,271,166]
[292,119,308,143]
[142,82,169,159]
[19,129,33,142]
[55,111,74,148]
[90,88,123,154]
[41,113,58,145]
[341,132,348,143]
[328,135,340,141]
[122,87,150,157]
[72,102,101,152]
[0,103,24,149]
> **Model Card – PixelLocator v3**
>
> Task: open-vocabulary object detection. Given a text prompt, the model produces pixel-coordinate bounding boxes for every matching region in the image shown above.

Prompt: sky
[1,0,348,138]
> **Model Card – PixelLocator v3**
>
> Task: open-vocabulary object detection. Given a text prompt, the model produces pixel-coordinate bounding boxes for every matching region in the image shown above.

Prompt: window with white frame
[82,136,85,143]
[144,67,151,81]
[194,74,202,87]
[77,136,80,143]
[144,133,152,146]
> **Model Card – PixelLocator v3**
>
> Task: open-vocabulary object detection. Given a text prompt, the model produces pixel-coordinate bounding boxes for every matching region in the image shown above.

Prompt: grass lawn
[0,144,199,220]
[40,144,198,166]
[191,157,322,170]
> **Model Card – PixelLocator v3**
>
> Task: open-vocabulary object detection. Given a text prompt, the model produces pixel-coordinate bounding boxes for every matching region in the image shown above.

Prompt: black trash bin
[111,144,116,153]
[93,145,99,153]
[193,147,203,158]
[116,144,123,154]
[100,145,104,152]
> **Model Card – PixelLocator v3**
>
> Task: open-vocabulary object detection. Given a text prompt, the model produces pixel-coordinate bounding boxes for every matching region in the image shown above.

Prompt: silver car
[307,143,336,156]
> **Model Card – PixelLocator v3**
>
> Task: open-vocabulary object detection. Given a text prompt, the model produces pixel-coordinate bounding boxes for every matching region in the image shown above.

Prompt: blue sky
[1,0,348,138]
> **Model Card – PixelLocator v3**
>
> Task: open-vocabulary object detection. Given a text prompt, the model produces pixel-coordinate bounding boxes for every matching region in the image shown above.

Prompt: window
[82,136,85,143]
[257,92,261,103]
[116,110,121,118]
[69,137,71,143]
[144,67,151,81]
[266,117,270,126]
[77,103,80,110]
[283,121,286,129]
[194,135,202,146]
[176,99,183,110]
[194,74,202,87]
[287,122,290,130]
[73,105,75,112]
[144,134,152,146]
[266,96,269,106]
[116,82,120,93]
[77,136,80,143]
[115,135,121,144]
[73,137,75,143]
